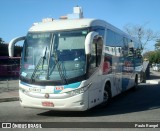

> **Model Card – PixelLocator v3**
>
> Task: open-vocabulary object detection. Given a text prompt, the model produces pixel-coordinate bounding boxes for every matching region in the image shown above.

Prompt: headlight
[20,88,28,94]
[66,83,92,97]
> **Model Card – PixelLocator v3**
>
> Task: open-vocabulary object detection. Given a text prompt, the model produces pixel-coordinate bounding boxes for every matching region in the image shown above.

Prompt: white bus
[9,7,142,111]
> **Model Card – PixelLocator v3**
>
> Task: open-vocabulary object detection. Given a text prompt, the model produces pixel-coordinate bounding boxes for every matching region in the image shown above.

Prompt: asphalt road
[0,83,160,125]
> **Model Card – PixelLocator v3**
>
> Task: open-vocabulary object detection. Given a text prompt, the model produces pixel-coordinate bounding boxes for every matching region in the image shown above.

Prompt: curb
[146,80,160,84]
[0,97,19,103]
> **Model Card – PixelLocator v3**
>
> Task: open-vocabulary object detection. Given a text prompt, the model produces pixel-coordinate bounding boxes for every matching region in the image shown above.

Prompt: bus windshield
[21,29,87,83]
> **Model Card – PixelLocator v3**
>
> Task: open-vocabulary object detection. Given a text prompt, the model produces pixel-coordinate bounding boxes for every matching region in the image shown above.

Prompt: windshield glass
[21,30,87,83]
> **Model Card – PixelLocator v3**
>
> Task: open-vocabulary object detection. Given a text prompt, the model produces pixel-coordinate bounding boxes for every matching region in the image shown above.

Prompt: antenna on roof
[60,6,84,19]
[68,6,83,19]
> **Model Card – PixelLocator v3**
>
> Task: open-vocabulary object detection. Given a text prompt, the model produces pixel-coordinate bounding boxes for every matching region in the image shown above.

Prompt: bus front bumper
[19,90,89,111]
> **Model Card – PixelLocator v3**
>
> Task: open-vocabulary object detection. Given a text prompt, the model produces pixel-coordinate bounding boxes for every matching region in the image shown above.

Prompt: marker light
[66,83,91,97]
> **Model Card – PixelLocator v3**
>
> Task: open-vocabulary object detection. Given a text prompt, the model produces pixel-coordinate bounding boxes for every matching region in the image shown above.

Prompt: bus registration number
[28,88,41,93]
[42,102,54,107]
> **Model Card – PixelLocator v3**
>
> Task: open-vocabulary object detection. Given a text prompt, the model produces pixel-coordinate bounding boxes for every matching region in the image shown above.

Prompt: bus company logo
[44,93,49,98]
[55,86,64,91]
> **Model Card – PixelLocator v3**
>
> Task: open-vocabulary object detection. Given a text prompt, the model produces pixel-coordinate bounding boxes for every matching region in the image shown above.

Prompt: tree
[0,37,4,44]
[148,51,156,64]
[155,39,160,50]
[123,23,160,53]
[143,50,160,64]
[0,38,4,44]
[143,51,155,63]
[155,51,160,63]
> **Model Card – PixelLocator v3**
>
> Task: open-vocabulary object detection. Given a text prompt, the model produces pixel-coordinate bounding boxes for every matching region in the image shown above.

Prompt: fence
[0,78,19,93]
[0,56,20,76]
[0,64,20,77]
[0,56,20,92]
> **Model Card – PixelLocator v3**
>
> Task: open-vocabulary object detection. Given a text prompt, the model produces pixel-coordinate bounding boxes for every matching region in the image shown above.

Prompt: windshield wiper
[30,47,47,82]
[54,50,68,84]
[46,34,67,84]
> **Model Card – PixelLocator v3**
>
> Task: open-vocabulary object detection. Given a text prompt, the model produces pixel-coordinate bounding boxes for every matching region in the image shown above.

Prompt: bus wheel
[102,83,112,106]
[132,75,138,91]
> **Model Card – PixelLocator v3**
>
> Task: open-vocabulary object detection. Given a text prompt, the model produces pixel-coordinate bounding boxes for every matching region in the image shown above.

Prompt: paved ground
[0,77,19,102]
[0,78,19,93]
[1,83,160,130]
[0,69,160,102]
[146,69,160,84]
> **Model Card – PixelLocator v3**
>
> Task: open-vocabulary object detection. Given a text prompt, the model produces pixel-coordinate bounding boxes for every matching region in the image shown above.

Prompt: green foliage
[0,37,23,56]
[0,37,4,44]
[155,51,160,63]
[144,51,160,64]
[155,39,160,50]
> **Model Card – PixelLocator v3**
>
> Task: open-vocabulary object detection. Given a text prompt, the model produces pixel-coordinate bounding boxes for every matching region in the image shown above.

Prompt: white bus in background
[9,7,142,111]
[153,64,160,71]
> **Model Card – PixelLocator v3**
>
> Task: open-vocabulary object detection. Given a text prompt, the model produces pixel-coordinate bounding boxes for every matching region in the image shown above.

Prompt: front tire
[102,83,112,107]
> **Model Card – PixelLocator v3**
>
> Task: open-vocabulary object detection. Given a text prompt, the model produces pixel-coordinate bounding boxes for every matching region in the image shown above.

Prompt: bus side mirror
[85,31,98,55]
[128,42,134,57]
[8,36,25,57]
[128,41,134,48]
[136,48,142,58]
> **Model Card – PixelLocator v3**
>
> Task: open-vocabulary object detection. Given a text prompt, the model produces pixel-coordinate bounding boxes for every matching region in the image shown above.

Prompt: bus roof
[28,18,136,41]
[29,19,106,32]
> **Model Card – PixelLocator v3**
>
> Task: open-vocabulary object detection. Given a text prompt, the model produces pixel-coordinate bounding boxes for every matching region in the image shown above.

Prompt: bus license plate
[42,102,54,107]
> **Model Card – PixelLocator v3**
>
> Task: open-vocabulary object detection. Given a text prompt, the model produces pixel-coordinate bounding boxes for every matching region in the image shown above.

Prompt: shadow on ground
[38,83,160,117]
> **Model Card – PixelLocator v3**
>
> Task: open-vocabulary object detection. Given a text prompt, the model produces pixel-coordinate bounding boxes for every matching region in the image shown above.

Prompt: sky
[0,0,160,51]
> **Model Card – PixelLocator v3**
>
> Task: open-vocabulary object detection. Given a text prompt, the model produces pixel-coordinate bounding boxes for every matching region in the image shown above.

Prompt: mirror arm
[8,36,25,57]
[85,31,98,55]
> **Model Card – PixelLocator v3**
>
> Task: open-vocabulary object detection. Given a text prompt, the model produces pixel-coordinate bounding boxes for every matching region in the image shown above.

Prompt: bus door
[112,47,123,94]
[87,35,104,108]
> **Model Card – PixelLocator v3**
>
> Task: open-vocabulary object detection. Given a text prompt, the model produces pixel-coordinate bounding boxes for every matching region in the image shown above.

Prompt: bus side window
[90,36,103,68]
[96,37,103,66]
[90,41,96,68]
